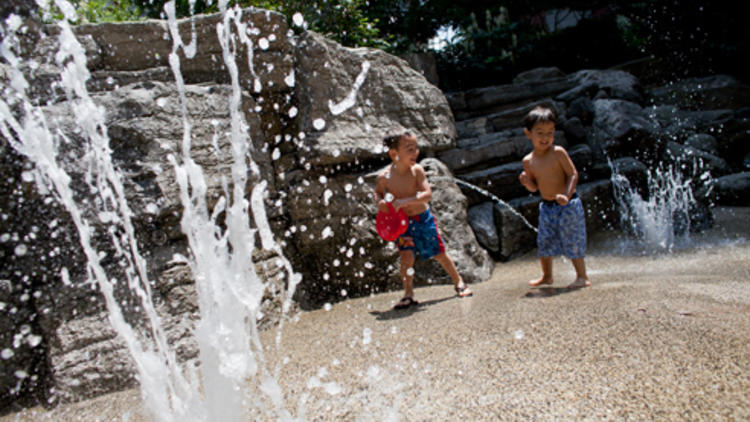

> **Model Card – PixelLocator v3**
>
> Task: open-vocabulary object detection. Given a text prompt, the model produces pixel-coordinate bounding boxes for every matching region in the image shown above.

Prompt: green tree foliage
[41,0,143,23]
[130,0,386,48]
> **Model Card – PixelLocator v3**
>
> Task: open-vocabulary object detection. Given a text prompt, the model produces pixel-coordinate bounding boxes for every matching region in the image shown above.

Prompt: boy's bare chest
[386,172,418,197]
[529,154,564,181]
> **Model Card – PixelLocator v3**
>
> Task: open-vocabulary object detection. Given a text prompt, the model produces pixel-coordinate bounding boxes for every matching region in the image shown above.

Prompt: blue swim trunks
[397,209,446,259]
[537,194,586,259]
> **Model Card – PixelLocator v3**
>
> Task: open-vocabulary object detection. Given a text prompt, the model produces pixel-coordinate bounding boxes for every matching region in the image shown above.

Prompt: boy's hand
[519,171,537,191]
[392,198,409,210]
[555,194,569,206]
[378,200,390,213]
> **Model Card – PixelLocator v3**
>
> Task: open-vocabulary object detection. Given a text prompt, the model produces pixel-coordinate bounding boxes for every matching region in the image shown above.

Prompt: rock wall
[444,67,750,260]
[0,9,490,410]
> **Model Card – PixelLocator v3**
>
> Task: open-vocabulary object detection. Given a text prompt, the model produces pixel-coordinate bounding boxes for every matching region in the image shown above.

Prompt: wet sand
[4,207,750,421]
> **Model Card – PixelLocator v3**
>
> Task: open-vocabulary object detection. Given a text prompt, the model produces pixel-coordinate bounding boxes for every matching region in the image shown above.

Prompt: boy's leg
[433,252,472,296]
[568,258,590,289]
[399,250,416,298]
[529,256,554,286]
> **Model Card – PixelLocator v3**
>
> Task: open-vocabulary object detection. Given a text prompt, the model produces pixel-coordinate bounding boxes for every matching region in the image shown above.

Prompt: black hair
[523,106,557,130]
[383,130,412,151]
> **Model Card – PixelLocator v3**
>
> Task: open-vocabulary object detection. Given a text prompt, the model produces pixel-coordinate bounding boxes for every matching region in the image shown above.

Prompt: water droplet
[514,329,525,340]
[324,303,332,311]
[1,349,14,359]
[340,289,347,296]
[406,267,414,276]
[362,327,372,345]
[14,244,27,256]
[288,106,298,118]
[313,119,326,130]
[21,171,34,182]
[27,335,42,347]
[292,12,305,27]
[258,38,269,50]
[384,193,394,202]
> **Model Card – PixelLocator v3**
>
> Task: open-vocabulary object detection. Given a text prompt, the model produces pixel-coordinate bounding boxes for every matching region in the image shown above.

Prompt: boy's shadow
[369,295,455,320]
[523,286,582,298]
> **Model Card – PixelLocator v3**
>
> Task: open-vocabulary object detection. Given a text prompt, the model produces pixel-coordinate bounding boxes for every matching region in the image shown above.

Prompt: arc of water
[432,176,538,232]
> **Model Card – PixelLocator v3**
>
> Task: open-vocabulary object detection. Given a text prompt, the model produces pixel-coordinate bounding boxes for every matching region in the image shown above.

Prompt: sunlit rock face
[1,7,489,408]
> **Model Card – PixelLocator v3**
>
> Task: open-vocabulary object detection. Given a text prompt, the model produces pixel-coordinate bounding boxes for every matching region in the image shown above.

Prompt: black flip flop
[394,296,418,309]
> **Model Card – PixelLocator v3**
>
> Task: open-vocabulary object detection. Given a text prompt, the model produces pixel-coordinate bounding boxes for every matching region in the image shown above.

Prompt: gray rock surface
[702,172,750,206]
[467,202,499,253]
[589,99,661,162]
[684,133,719,155]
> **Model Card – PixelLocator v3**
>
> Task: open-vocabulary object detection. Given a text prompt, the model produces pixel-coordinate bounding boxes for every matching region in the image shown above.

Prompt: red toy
[376,203,408,241]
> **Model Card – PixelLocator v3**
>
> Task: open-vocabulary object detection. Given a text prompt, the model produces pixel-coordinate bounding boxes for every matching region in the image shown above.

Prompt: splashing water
[610,163,703,251]
[1,1,302,420]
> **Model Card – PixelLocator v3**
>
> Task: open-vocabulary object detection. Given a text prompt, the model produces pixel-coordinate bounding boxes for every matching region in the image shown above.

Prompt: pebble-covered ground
[4,207,750,421]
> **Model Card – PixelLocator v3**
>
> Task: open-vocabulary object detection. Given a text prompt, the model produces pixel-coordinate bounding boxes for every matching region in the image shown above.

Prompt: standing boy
[519,106,590,289]
[374,131,473,309]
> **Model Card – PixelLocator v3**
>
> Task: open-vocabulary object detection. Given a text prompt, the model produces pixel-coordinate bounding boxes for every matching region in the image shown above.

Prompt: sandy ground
[3,207,750,421]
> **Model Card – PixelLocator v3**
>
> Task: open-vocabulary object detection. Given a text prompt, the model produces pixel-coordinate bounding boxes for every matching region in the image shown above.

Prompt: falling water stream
[1,1,307,420]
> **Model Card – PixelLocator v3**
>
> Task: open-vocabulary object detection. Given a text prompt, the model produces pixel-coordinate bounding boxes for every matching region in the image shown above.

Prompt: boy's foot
[529,277,553,287]
[394,296,418,310]
[567,277,591,289]
[454,282,473,297]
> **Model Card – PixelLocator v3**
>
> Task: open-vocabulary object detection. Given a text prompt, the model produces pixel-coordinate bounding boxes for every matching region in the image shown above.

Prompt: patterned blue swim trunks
[397,208,446,259]
[537,193,586,259]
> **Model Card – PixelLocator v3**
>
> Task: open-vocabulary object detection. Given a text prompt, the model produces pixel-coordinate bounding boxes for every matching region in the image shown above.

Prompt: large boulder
[588,99,662,163]
[292,31,455,167]
[467,202,500,254]
[699,172,750,206]
[447,67,575,120]
[567,69,642,103]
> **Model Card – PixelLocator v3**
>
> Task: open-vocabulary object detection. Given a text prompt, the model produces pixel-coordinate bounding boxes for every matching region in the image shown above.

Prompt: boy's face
[524,121,555,152]
[389,135,419,166]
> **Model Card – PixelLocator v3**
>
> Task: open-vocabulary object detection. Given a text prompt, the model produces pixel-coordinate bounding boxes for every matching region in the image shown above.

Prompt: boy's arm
[374,173,390,212]
[556,147,578,200]
[519,158,538,192]
[393,166,432,210]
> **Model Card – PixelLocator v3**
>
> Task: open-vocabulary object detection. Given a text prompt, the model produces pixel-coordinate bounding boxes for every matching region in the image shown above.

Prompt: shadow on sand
[523,286,587,298]
[368,295,457,320]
